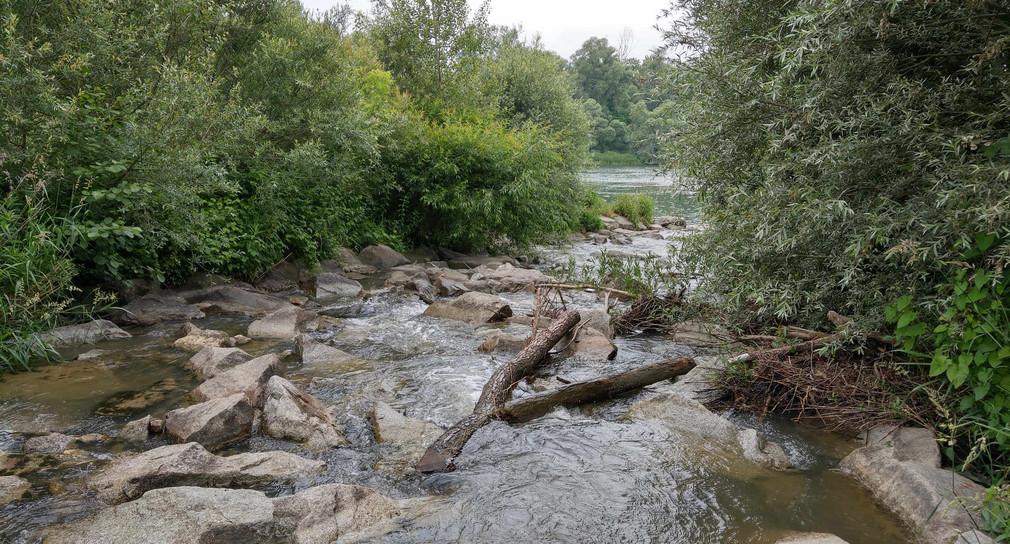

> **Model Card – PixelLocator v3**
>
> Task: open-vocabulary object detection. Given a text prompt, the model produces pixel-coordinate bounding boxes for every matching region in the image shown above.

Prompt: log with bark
[416,310,582,473]
[498,357,696,423]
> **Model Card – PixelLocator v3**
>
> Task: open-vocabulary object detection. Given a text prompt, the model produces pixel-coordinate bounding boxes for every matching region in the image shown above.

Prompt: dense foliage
[663,0,1010,507]
[0,0,591,368]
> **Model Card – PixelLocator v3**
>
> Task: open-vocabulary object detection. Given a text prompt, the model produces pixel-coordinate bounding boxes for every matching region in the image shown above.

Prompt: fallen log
[416,310,581,473]
[828,310,894,345]
[729,332,843,364]
[498,357,696,423]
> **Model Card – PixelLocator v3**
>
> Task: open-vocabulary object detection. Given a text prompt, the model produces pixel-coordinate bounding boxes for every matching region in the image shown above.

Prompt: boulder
[477,332,528,354]
[613,215,636,230]
[40,319,131,348]
[257,262,301,292]
[192,353,281,406]
[625,393,792,472]
[664,355,726,403]
[955,531,997,544]
[310,273,362,303]
[296,334,354,365]
[358,244,410,270]
[384,270,419,288]
[447,255,518,270]
[655,215,687,227]
[164,393,255,451]
[478,263,551,292]
[422,292,513,325]
[406,277,436,303]
[185,346,253,380]
[23,433,76,454]
[435,276,469,297]
[580,310,614,338]
[120,415,153,442]
[173,323,233,352]
[370,402,444,466]
[839,425,986,544]
[335,247,363,267]
[88,442,325,504]
[404,247,439,263]
[42,487,278,544]
[558,323,617,362]
[192,285,293,316]
[0,475,29,505]
[775,533,850,544]
[599,216,617,229]
[273,483,423,544]
[110,294,205,326]
[247,307,339,340]
[261,376,348,450]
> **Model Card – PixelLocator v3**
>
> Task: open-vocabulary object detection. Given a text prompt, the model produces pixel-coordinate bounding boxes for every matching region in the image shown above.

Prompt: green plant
[612,194,654,225]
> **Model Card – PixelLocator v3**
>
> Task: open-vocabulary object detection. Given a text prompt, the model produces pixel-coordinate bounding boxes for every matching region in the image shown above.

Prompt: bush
[612,194,654,225]
[577,209,605,232]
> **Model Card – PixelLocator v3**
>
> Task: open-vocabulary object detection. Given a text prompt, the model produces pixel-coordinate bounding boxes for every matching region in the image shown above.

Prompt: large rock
[173,322,233,352]
[192,354,282,406]
[613,215,636,230]
[447,255,518,270]
[664,355,726,403]
[23,433,76,454]
[186,346,253,379]
[655,215,687,227]
[435,276,469,297]
[625,393,792,472]
[839,425,986,544]
[257,262,301,292]
[476,263,551,292]
[561,327,617,362]
[358,244,410,270]
[775,533,849,544]
[955,531,997,544]
[261,376,348,450]
[295,335,356,371]
[422,292,513,325]
[370,402,444,466]
[42,486,278,544]
[40,319,131,348]
[165,393,255,451]
[310,273,363,302]
[273,484,422,544]
[193,285,294,316]
[0,475,29,505]
[248,307,339,340]
[120,415,153,442]
[111,294,205,325]
[88,442,325,504]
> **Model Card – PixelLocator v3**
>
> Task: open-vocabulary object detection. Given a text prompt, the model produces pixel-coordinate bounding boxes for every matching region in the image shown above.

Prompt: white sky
[300,0,672,60]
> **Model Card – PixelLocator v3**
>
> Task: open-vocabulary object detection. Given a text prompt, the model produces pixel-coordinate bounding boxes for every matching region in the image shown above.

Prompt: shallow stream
[0,168,912,543]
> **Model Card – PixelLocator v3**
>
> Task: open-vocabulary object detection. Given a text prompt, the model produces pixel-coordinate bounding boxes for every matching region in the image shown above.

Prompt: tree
[570,37,636,121]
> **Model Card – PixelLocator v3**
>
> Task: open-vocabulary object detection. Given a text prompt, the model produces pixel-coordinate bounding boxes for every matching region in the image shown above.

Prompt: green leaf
[896,311,916,330]
[975,233,995,252]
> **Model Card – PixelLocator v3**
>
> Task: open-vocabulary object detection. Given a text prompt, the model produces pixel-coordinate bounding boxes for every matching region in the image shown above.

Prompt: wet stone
[0,475,30,505]
[23,433,76,455]
[164,393,255,451]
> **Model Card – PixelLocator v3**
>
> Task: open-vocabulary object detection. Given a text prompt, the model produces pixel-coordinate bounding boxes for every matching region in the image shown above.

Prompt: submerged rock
[42,486,278,544]
[370,402,443,466]
[775,533,850,544]
[185,346,253,380]
[247,307,340,340]
[164,393,255,451]
[40,319,131,348]
[422,292,513,325]
[625,394,792,472]
[192,353,282,406]
[839,425,986,544]
[23,433,76,455]
[111,294,205,325]
[358,244,410,270]
[0,475,30,505]
[88,442,325,504]
[261,376,348,450]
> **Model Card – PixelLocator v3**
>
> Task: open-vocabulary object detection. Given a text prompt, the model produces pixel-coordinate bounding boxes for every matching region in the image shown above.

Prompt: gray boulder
[88,442,325,504]
[165,393,255,451]
[192,353,282,406]
[23,433,76,454]
[655,215,687,227]
[311,273,363,302]
[173,322,234,352]
[185,346,253,380]
[42,487,278,544]
[422,292,513,325]
[447,255,518,270]
[435,276,469,297]
[406,277,436,303]
[257,262,301,292]
[261,376,348,450]
[955,532,997,544]
[839,425,986,544]
[0,475,29,505]
[370,402,444,466]
[41,319,131,348]
[358,244,410,270]
[273,483,425,544]
[625,393,792,472]
[478,263,551,292]
[120,415,153,442]
[192,285,293,316]
[111,294,205,326]
[296,334,354,365]
[404,247,439,263]
[248,307,340,340]
[613,215,636,230]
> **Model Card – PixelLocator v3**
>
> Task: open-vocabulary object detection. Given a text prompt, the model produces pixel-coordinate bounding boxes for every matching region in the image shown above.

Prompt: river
[0,167,911,543]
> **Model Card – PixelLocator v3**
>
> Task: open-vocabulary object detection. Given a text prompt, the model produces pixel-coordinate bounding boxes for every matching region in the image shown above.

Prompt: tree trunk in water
[498,357,696,424]
[416,310,581,473]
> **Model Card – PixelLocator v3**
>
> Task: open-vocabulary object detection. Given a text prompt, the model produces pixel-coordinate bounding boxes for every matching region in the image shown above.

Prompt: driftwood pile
[416,309,695,473]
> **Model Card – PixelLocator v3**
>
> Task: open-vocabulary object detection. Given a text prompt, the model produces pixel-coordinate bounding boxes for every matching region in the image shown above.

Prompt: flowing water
[0,167,912,543]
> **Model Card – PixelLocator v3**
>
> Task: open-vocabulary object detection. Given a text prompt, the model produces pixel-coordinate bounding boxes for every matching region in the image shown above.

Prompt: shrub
[612,194,654,225]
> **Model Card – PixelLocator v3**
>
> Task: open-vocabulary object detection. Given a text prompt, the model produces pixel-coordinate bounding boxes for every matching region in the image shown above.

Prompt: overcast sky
[299,0,672,60]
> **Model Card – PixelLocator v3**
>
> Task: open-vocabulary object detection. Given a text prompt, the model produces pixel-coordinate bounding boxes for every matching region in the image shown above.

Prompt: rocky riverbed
[0,218,987,543]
